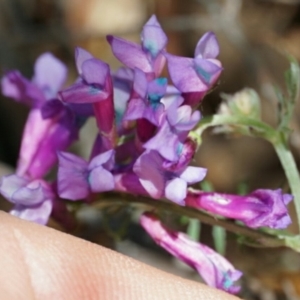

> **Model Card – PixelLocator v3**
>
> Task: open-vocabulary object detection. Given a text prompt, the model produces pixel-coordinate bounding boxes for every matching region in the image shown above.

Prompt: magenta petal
[89,167,115,192]
[17,101,81,179]
[107,35,152,73]
[18,107,79,179]
[194,32,220,59]
[165,178,187,205]
[166,54,208,93]
[17,109,51,177]
[81,58,110,86]
[180,166,207,184]
[33,52,67,98]
[10,198,52,225]
[141,15,167,58]
[192,243,242,293]
[140,213,242,294]
[57,152,89,200]
[75,47,94,74]
[59,81,109,104]
[186,189,292,229]
[248,189,292,229]
[41,99,66,119]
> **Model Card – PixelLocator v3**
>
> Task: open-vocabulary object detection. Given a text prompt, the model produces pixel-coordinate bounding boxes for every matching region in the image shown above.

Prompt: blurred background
[1,0,300,299]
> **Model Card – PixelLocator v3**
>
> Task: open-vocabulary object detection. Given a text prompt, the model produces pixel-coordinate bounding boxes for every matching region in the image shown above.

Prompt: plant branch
[96,192,287,249]
[273,140,300,233]
[194,114,300,233]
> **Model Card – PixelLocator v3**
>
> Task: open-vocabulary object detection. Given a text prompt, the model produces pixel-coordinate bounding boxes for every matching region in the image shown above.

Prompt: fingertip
[0,212,239,299]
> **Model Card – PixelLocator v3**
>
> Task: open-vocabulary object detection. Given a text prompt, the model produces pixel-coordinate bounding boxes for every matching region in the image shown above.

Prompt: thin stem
[273,140,300,232]
[96,192,286,248]
[194,115,275,139]
[194,114,300,233]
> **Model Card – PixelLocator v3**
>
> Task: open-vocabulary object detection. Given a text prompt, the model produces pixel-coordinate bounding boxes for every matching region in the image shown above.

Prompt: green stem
[273,140,300,232]
[194,115,275,139]
[194,115,300,233]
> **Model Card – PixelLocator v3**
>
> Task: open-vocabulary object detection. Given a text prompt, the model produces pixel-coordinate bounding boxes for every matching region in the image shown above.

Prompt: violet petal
[141,15,167,58]
[0,174,28,201]
[107,35,152,73]
[59,81,109,104]
[33,52,67,98]
[165,178,187,205]
[57,152,89,200]
[1,71,45,107]
[179,166,207,184]
[89,149,115,169]
[81,58,110,86]
[194,32,220,59]
[10,198,52,225]
[88,167,115,192]
[75,47,94,75]
[166,54,208,93]
[133,150,165,199]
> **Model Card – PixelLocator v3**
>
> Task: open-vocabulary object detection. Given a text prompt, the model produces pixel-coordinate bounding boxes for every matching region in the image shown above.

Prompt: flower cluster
[0,15,293,294]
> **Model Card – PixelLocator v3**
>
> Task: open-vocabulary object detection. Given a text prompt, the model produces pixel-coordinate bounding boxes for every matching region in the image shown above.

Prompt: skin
[0,212,240,300]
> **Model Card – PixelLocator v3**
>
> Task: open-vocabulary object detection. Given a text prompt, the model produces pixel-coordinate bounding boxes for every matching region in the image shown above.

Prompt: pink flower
[186,189,292,229]
[140,212,242,294]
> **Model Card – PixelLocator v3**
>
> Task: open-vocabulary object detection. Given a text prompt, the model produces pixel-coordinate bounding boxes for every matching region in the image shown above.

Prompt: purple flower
[19,103,82,179]
[161,137,198,171]
[114,172,149,196]
[1,70,45,107]
[112,67,134,133]
[166,32,222,106]
[60,48,110,105]
[133,150,206,204]
[60,47,116,151]
[1,52,67,107]
[124,68,167,126]
[144,96,200,161]
[140,212,242,294]
[1,53,81,179]
[0,174,54,225]
[107,15,167,78]
[57,150,115,200]
[185,189,293,229]
[32,53,68,99]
